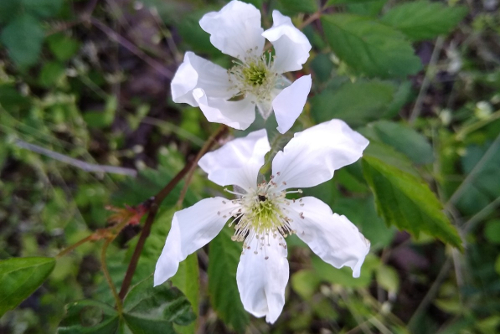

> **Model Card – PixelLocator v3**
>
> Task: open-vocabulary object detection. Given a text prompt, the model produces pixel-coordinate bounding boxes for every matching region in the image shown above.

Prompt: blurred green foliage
[0,0,500,333]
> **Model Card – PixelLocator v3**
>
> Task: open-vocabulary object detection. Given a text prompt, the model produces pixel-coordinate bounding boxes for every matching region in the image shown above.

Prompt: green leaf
[176,9,220,56]
[328,0,382,4]
[47,33,81,61]
[291,270,321,300]
[57,300,120,334]
[484,219,500,244]
[123,277,196,331]
[171,254,199,334]
[0,84,31,111]
[362,156,463,250]
[58,277,196,334]
[376,265,400,294]
[0,0,21,23]
[22,0,63,18]
[208,228,249,333]
[332,197,396,250]
[321,14,422,78]
[347,0,387,16]
[277,0,318,14]
[83,96,117,128]
[311,80,395,125]
[456,141,500,216]
[0,257,56,317]
[381,1,467,41]
[312,254,379,288]
[0,14,45,69]
[369,120,434,165]
[38,61,65,88]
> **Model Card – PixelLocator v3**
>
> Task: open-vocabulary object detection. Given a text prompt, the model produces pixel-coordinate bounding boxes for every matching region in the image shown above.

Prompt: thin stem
[55,234,94,259]
[15,139,137,177]
[455,109,500,140]
[101,236,123,313]
[409,36,444,124]
[407,258,453,330]
[445,133,500,208]
[175,125,229,208]
[91,18,173,79]
[118,125,228,300]
[299,11,321,30]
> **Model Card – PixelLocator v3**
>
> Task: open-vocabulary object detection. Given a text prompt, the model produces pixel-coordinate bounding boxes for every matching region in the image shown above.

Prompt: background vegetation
[1,0,500,333]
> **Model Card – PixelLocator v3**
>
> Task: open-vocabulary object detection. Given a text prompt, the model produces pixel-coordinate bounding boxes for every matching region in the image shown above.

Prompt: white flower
[154,120,371,323]
[171,0,312,134]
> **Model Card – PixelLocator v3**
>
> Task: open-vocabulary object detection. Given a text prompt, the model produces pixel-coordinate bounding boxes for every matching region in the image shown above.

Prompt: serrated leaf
[0,14,44,69]
[58,277,195,334]
[208,228,249,333]
[381,1,467,41]
[311,80,395,125]
[321,14,422,78]
[0,257,56,317]
[328,0,381,4]
[370,120,434,165]
[347,0,387,16]
[123,277,196,331]
[362,156,463,250]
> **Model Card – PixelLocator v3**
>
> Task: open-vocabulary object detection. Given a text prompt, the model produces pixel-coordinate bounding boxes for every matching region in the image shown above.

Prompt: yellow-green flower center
[227,53,277,102]
[243,62,268,87]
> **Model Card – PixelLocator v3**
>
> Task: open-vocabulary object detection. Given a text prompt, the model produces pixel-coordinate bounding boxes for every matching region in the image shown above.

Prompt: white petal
[193,89,256,130]
[199,0,265,60]
[273,74,311,134]
[288,197,370,277]
[262,10,312,73]
[272,119,369,190]
[171,52,236,105]
[199,129,270,191]
[236,234,289,324]
[154,197,239,286]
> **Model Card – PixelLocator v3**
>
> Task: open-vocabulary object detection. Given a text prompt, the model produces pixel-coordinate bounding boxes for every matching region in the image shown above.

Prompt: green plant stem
[118,125,229,300]
[55,234,95,259]
[175,125,229,208]
[455,109,500,140]
[101,236,123,313]
[445,133,500,208]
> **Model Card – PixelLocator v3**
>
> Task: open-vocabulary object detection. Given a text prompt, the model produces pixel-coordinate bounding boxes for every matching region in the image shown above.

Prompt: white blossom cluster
[155,0,370,324]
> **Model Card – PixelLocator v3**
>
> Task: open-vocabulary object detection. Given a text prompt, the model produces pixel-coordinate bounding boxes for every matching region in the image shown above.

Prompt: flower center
[228,52,277,102]
[223,177,303,254]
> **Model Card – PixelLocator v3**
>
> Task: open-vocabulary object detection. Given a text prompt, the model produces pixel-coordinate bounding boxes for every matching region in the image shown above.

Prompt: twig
[101,236,123,313]
[55,234,95,259]
[445,133,500,208]
[463,195,500,233]
[118,125,228,300]
[175,125,229,208]
[91,18,174,79]
[407,258,453,330]
[14,139,137,177]
[409,36,444,124]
